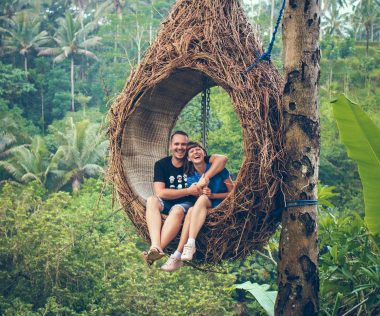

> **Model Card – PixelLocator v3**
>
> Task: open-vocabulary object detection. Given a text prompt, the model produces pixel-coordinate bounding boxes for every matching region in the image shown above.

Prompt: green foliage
[0,11,50,73]
[0,179,236,315]
[319,98,364,211]
[0,62,35,101]
[0,1,380,314]
[318,184,340,208]
[332,94,380,235]
[38,12,101,64]
[175,87,244,176]
[0,116,17,160]
[234,282,277,316]
[0,136,52,185]
[319,208,380,315]
[50,117,108,192]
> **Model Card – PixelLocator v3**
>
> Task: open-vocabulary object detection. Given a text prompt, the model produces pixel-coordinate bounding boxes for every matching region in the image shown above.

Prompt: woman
[161,141,234,271]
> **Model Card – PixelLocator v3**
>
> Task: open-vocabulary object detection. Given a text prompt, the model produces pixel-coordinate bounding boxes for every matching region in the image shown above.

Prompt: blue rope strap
[244,0,286,74]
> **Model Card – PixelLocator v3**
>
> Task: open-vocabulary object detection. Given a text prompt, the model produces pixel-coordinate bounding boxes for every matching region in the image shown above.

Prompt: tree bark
[275,0,321,315]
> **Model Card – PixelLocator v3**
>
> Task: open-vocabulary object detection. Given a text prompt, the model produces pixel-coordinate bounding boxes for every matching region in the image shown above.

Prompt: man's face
[170,134,188,160]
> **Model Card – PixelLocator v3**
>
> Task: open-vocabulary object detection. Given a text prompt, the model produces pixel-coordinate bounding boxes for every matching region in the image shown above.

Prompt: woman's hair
[184,141,207,175]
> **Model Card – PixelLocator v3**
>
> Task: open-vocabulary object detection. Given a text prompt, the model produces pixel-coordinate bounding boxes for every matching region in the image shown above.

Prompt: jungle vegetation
[0,0,379,315]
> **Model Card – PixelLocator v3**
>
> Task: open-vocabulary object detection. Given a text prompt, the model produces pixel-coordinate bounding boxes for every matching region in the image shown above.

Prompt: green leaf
[235,282,277,316]
[332,94,380,235]
[318,184,339,208]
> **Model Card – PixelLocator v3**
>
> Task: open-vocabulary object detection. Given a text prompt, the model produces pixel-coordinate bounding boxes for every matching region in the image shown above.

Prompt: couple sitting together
[143,130,234,272]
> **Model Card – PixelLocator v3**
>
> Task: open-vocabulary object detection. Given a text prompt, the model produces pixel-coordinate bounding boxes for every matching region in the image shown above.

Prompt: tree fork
[275,0,321,315]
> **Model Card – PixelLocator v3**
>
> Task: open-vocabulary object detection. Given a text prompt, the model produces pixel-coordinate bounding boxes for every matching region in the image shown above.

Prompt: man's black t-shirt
[153,156,210,204]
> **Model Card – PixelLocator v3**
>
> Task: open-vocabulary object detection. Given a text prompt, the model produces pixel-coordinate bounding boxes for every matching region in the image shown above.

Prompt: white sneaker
[181,244,196,261]
[161,255,183,272]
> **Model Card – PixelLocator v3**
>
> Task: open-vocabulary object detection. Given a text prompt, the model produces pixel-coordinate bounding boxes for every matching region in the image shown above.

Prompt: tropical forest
[0,0,379,315]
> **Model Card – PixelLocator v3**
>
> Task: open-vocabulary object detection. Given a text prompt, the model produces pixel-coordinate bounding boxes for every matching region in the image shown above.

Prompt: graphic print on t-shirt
[154,156,201,204]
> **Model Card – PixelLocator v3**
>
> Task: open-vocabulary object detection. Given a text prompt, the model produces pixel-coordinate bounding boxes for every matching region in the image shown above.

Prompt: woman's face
[187,146,205,164]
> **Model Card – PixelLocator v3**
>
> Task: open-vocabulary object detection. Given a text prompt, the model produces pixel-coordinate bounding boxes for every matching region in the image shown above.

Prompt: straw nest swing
[108,0,285,263]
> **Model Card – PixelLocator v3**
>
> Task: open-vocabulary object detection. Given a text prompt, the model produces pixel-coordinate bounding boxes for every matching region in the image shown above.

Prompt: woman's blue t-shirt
[187,163,230,208]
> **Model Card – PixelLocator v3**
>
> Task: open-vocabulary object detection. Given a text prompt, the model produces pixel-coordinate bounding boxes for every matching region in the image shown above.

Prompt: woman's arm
[202,177,234,200]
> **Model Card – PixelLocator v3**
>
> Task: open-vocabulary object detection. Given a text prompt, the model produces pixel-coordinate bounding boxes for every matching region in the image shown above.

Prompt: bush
[0,180,236,315]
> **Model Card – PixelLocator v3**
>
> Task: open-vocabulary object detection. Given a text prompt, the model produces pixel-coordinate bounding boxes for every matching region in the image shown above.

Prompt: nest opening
[121,68,216,202]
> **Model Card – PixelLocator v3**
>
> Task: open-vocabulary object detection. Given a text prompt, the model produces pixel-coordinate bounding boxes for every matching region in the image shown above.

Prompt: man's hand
[197,174,209,188]
[202,186,212,197]
[187,184,201,196]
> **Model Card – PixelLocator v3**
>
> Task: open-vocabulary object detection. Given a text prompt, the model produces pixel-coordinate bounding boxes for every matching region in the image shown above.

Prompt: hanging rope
[201,76,211,151]
[244,0,286,74]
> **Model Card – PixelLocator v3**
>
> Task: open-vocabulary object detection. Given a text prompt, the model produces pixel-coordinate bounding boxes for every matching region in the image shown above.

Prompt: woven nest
[108,0,285,263]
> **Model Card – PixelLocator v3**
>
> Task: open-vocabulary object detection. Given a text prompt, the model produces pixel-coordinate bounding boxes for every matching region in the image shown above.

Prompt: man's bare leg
[160,206,185,250]
[146,196,163,251]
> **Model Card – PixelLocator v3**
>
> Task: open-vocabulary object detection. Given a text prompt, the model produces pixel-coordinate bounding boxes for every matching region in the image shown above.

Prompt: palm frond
[79,36,102,48]
[76,48,99,60]
[38,47,62,56]
[54,52,67,63]
[82,164,104,176]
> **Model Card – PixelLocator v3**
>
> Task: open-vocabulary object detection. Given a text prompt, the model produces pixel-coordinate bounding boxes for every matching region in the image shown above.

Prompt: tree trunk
[275,0,321,315]
[329,65,332,100]
[71,57,75,112]
[24,55,28,78]
[365,24,370,56]
[72,176,81,193]
[114,23,119,64]
[41,89,45,135]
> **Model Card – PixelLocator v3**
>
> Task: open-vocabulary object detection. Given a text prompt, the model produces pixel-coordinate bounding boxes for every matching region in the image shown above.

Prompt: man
[143,131,228,268]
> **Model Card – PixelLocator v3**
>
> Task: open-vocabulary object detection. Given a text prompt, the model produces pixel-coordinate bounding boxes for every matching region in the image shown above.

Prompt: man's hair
[170,130,188,142]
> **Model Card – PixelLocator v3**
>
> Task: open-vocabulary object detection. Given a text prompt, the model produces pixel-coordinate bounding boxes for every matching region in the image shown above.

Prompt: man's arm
[153,182,199,200]
[203,154,228,182]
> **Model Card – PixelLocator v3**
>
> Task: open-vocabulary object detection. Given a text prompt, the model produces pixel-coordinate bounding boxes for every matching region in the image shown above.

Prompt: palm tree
[354,0,379,55]
[0,136,53,186]
[0,12,49,76]
[322,1,350,37]
[38,12,101,112]
[50,117,108,192]
[0,117,17,160]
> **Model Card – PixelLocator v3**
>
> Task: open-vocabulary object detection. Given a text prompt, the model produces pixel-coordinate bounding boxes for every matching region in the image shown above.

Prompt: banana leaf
[235,282,277,316]
[332,94,380,235]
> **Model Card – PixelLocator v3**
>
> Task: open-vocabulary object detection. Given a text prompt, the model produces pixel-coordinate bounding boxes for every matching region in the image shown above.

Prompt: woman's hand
[202,186,212,197]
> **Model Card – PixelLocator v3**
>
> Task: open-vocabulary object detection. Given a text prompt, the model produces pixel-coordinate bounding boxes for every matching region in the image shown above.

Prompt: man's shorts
[158,197,193,215]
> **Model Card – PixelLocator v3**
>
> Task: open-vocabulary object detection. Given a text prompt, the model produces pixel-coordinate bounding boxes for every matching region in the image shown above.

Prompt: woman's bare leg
[176,207,193,253]
[189,195,211,240]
